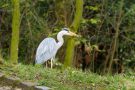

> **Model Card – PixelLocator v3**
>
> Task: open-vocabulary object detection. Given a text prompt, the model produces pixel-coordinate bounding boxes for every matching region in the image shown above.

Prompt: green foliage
[85,6,99,11]
[80,0,135,73]
[0,0,135,73]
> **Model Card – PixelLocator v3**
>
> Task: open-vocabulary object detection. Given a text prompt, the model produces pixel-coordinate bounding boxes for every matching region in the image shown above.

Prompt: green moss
[70,0,83,31]
[64,38,75,68]
[10,0,20,64]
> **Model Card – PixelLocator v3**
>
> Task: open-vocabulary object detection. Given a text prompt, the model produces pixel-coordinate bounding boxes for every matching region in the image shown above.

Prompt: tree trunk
[64,0,83,68]
[108,0,123,74]
[10,0,20,64]
[0,49,4,64]
[0,12,3,64]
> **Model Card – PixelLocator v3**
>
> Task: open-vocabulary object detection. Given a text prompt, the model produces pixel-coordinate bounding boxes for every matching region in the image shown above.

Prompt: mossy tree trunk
[0,49,3,64]
[10,0,20,64]
[0,14,3,64]
[64,0,83,68]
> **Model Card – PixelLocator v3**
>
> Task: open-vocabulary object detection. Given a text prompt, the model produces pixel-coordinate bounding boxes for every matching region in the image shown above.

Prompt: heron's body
[35,28,77,68]
[36,38,58,64]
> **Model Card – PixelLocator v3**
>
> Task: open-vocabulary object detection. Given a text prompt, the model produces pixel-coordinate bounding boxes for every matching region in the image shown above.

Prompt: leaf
[90,19,98,24]
[1,4,9,8]
[85,6,99,11]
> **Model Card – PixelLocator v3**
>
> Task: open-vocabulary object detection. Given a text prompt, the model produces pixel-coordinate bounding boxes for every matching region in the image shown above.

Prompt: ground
[0,85,21,90]
[0,63,135,90]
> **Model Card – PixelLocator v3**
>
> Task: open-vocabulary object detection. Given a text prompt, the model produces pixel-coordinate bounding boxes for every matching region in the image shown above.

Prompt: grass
[0,63,135,90]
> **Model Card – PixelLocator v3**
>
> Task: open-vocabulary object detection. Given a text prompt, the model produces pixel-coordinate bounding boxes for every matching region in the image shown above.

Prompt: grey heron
[35,28,78,68]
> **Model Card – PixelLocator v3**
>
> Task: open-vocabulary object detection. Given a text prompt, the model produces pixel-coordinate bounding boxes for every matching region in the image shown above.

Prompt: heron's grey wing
[36,38,57,64]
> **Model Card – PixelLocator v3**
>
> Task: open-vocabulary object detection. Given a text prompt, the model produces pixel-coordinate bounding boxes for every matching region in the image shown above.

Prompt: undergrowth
[0,63,135,90]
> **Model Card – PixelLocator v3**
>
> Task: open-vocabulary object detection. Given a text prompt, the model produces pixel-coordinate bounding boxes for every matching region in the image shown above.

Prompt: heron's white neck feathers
[57,31,64,49]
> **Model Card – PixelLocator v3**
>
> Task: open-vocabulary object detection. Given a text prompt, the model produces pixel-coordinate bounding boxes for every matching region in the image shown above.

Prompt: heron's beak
[69,31,79,37]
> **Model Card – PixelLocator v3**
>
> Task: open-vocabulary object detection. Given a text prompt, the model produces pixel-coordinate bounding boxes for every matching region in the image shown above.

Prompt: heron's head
[61,28,78,37]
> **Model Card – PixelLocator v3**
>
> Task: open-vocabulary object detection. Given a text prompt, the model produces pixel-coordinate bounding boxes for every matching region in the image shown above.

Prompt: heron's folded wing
[38,38,57,57]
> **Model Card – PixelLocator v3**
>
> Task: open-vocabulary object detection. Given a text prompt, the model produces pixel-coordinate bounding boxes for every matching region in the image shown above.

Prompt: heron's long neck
[57,32,64,49]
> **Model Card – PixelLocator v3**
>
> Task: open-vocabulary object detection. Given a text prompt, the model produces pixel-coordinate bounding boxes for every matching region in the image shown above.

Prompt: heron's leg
[51,57,56,69]
[51,58,53,69]
[46,61,48,68]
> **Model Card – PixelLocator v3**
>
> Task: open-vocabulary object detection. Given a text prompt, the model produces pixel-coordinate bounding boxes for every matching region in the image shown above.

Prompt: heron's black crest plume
[62,28,69,31]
